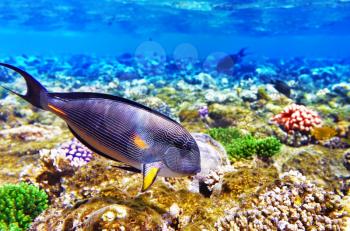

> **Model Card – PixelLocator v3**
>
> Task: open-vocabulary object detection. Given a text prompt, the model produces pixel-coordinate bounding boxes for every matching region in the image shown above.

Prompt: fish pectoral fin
[142,162,162,192]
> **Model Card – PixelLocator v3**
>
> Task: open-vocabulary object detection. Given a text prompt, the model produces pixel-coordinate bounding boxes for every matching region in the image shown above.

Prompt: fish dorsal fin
[142,162,162,192]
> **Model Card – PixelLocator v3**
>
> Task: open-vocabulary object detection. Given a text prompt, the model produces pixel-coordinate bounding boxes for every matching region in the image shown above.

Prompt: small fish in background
[0,63,201,192]
[270,79,292,98]
[117,53,134,66]
[216,47,248,72]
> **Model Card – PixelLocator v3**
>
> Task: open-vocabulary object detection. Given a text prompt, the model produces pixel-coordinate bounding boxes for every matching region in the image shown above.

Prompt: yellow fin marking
[134,134,149,149]
[142,167,159,191]
[48,104,66,116]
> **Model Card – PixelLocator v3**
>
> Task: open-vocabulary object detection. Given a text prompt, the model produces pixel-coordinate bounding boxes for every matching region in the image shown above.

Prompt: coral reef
[271,104,323,146]
[0,125,62,142]
[215,171,347,230]
[1,54,350,229]
[198,105,209,119]
[322,137,350,149]
[255,136,282,158]
[344,151,350,171]
[57,138,94,167]
[208,127,243,145]
[30,197,164,231]
[311,126,337,141]
[136,96,178,121]
[20,139,93,199]
[0,182,48,231]
[226,135,282,160]
[272,104,322,133]
[208,127,281,161]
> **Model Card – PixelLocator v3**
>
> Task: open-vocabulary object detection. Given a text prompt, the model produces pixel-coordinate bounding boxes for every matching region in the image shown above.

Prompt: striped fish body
[47,93,201,177]
[0,63,201,191]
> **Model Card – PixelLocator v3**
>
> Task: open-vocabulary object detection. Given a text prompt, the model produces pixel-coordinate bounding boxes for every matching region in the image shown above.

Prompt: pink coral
[272,104,322,134]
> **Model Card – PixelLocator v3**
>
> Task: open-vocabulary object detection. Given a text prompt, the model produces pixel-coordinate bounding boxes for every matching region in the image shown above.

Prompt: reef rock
[185,72,216,89]
[276,146,349,192]
[0,124,62,141]
[208,103,254,127]
[136,96,177,121]
[162,133,233,195]
[344,150,350,171]
[215,170,347,230]
[189,133,233,196]
[30,198,164,231]
[192,133,230,175]
[20,139,94,199]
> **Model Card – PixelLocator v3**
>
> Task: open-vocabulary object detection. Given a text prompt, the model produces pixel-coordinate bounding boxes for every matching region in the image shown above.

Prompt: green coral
[0,182,48,231]
[257,86,270,101]
[255,137,282,158]
[208,127,242,145]
[208,127,282,160]
[226,135,257,159]
[0,221,21,231]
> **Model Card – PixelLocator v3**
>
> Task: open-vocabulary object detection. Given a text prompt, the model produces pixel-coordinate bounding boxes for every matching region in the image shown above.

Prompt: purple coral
[323,137,350,149]
[198,105,209,119]
[59,138,93,166]
[343,151,350,171]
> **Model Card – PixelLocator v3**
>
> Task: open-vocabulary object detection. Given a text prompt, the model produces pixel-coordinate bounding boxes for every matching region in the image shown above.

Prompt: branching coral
[226,136,281,160]
[255,136,282,158]
[208,127,242,145]
[208,128,281,160]
[225,135,257,159]
[0,182,48,231]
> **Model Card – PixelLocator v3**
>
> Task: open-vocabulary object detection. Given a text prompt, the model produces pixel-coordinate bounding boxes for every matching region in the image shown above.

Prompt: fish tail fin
[0,63,48,110]
[238,47,248,57]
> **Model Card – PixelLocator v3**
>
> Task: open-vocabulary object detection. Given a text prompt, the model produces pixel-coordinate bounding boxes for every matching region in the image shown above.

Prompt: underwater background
[0,0,350,230]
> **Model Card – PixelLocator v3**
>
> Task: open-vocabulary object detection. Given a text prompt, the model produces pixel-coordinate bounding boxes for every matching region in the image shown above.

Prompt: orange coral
[311,126,337,141]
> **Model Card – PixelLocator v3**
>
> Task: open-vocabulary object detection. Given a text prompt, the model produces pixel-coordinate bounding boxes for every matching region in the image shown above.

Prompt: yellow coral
[311,126,337,141]
[336,121,350,137]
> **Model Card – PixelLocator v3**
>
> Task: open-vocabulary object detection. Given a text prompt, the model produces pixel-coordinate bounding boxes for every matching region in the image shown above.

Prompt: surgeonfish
[271,79,291,98]
[216,47,248,72]
[0,63,201,191]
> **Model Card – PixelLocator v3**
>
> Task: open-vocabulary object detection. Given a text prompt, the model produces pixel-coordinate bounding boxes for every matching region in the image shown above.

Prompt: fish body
[0,63,201,191]
[216,47,248,72]
[271,79,291,98]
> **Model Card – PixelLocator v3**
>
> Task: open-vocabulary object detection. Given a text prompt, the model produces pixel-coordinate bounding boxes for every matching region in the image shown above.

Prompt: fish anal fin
[142,162,162,192]
[113,165,141,173]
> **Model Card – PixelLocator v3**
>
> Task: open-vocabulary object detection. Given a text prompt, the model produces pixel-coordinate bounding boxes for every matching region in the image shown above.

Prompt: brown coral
[311,126,337,141]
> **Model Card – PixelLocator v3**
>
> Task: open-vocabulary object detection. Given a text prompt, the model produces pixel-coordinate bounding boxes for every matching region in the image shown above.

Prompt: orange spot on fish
[48,104,66,116]
[133,134,149,149]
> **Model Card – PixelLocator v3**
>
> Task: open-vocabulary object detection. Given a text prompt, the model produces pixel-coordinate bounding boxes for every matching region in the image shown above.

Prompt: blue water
[0,0,350,58]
